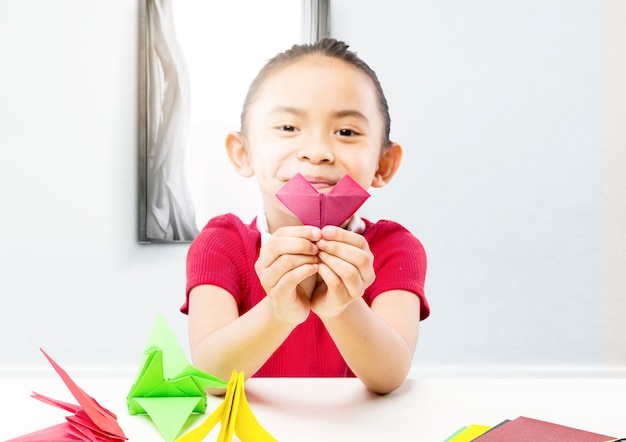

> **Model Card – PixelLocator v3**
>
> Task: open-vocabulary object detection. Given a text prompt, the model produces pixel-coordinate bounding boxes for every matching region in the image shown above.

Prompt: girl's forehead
[258,55,377,100]
[273,54,359,79]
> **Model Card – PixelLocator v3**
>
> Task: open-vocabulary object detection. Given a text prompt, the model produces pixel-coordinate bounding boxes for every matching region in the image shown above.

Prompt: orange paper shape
[6,348,127,442]
[175,371,276,442]
[276,173,370,228]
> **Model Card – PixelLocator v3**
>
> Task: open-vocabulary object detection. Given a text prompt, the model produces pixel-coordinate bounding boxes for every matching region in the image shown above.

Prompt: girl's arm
[321,291,421,394]
[313,225,422,394]
[187,286,297,394]
[188,225,321,394]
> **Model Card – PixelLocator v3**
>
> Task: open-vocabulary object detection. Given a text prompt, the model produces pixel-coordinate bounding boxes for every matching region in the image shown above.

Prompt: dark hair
[240,38,392,146]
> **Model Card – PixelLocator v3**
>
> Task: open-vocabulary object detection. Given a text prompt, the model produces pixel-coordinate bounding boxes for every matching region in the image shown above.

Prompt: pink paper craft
[6,348,127,442]
[276,173,370,228]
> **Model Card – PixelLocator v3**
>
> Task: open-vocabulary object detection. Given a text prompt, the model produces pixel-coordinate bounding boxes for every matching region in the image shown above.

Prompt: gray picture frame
[138,0,329,243]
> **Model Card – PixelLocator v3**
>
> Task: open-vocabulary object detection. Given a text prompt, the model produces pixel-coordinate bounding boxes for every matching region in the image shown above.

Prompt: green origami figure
[127,314,228,442]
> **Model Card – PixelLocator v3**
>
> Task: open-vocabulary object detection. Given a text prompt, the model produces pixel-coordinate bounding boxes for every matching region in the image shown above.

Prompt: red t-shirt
[182,213,429,377]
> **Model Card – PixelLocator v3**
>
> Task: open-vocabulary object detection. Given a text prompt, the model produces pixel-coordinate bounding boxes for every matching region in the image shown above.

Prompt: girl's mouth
[303,176,336,191]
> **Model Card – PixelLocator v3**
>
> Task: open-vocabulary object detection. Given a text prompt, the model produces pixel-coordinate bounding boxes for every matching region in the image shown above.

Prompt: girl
[181,38,429,394]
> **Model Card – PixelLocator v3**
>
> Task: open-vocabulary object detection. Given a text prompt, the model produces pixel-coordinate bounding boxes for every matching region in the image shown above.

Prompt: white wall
[0,0,189,374]
[331,0,626,375]
[604,0,626,368]
[0,0,623,376]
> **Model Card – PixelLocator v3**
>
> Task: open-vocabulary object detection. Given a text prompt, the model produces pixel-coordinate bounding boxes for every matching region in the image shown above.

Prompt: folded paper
[276,173,370,228]
[473,416,615,441]
[6,348,127,442]
[127,314,228,442]
[175,371,276,442]
[444,424,492,441]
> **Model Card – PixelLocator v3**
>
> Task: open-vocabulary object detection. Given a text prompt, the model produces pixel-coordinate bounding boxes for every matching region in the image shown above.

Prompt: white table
[1,377,625,441]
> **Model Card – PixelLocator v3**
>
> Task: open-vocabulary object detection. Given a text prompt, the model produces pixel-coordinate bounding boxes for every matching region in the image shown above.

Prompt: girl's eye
[279,125,298,132]
[336,128,357,137]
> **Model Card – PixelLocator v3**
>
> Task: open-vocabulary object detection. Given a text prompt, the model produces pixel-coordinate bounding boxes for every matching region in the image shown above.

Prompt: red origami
[276,173,370,228]
[6,349,127,442]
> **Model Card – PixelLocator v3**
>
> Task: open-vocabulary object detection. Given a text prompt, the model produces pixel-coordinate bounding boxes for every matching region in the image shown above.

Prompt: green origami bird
[127,314,228,442]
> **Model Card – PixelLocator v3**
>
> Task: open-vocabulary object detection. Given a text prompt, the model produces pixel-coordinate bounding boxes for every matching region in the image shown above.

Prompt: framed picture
[138,0,329,242]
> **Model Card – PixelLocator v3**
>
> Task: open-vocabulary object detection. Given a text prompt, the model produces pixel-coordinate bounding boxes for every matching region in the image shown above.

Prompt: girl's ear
[225,131,254,177]
[371,142,403,188]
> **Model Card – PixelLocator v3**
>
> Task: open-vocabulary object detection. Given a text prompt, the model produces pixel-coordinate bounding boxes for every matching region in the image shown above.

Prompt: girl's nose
[297,142,335,164]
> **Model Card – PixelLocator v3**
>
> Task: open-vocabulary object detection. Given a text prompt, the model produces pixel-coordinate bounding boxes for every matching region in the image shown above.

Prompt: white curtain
[145,0,199,241]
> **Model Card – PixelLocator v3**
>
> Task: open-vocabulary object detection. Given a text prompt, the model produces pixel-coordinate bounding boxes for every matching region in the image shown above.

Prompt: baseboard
[0,365,138,379]
[409,365,626,378]
[2,364,625,379]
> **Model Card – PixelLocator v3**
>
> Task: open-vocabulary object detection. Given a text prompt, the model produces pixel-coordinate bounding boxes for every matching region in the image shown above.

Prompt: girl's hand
[255,225,322,325]
[311,225,375,318]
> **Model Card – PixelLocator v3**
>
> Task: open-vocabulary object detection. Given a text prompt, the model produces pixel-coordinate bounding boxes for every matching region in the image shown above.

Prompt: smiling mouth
[303,177,336,191]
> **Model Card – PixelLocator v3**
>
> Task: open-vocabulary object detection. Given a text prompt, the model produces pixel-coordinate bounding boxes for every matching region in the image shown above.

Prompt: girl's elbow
[367,379,405,395]
[364,370,409,395]
[206,387,227,397]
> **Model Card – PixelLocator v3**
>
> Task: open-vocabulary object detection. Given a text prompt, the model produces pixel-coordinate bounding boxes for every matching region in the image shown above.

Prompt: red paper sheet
[474,416,615,441]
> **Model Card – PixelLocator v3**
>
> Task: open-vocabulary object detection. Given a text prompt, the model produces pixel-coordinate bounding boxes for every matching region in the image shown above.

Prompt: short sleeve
[181,214,258,314]
[363,220,429,320]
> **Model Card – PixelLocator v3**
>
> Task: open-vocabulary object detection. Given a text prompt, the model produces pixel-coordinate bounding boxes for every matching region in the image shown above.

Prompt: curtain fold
[145,0,198,241]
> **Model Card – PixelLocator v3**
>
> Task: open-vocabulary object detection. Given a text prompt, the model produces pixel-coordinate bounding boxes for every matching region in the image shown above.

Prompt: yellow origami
[175,371,276,442]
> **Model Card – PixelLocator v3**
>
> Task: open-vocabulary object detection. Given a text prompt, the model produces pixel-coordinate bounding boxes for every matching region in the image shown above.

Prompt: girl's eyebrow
[268,106,306,117]
[333,109,370,124]
[268,106,369,124]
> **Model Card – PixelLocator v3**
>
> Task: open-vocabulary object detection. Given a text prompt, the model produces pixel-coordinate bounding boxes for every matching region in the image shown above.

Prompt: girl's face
[228,55,400,231]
